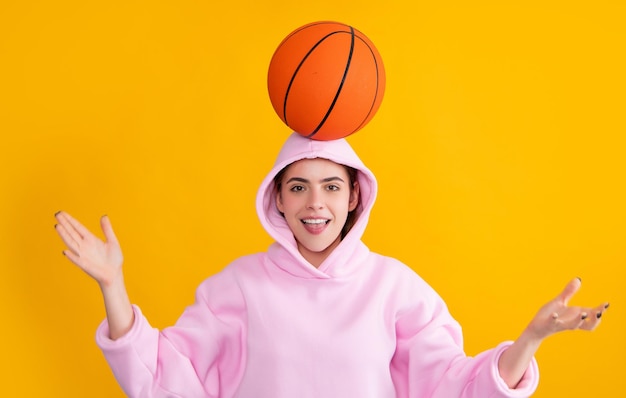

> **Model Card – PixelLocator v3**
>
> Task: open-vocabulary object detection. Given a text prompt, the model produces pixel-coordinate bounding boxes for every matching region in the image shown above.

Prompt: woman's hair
[273,161,359,239]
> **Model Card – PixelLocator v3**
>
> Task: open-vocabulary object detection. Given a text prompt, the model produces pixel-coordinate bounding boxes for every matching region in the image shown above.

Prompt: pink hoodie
[96,133,539,397]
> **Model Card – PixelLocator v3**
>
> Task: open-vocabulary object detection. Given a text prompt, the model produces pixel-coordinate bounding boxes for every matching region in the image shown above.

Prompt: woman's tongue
[302,219,328,234]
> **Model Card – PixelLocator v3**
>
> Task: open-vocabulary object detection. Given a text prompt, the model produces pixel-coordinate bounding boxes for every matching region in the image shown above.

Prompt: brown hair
[273,161,359,239]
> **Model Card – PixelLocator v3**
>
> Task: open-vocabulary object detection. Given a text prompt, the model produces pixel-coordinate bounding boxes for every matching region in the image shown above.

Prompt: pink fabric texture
[96,133,539,397]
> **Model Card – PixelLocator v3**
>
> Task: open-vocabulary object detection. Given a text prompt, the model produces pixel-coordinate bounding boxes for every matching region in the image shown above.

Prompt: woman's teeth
[302,219,329,224]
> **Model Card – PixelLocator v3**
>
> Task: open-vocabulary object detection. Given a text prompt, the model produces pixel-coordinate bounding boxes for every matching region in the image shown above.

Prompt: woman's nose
[306,190,324,209]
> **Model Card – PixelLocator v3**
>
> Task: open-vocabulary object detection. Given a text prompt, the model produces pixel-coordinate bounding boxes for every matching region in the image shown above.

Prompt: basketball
[267,21,385,141]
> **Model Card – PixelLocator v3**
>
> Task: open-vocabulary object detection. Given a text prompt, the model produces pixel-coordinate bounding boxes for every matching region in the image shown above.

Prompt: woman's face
[276,158,359,268]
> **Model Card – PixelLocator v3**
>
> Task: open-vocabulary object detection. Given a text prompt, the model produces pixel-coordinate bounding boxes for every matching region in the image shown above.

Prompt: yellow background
[1,1,624,396]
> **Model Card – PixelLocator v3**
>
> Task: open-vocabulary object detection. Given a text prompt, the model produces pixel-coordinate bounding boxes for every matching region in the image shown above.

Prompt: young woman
[54,133,608,398]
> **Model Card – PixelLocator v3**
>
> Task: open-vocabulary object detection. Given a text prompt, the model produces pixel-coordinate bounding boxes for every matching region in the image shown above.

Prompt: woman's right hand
[55,211,124,288]
[55,211,134,339]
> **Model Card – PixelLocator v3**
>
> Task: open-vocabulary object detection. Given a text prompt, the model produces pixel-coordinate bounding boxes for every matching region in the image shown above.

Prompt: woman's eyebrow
[285,176,345,184]
[321,176,345,183]
[285,177,309,184]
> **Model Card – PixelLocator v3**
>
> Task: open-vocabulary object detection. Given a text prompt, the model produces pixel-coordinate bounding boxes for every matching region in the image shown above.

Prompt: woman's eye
[289,185,304,192]
[327,185,339,191]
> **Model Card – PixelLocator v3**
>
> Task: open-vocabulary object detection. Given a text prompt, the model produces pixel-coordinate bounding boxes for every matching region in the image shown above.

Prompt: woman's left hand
[498,277,608,388]
[526,277,608,340]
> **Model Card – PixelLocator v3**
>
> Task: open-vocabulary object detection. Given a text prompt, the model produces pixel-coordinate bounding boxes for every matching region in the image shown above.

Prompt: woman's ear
[276,189,284,213]
[349,181,360,211]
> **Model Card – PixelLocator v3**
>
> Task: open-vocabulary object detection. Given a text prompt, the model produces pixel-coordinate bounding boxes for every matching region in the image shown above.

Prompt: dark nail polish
[581,313,588,320]
[54,211,61,216]
[596,312,603,319]
[605,303,610,309]
[576,276,582,282]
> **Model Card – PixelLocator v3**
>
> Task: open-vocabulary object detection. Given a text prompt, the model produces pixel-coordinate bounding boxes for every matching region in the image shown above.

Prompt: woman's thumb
[557,277,582,305]
[100,214,118,244]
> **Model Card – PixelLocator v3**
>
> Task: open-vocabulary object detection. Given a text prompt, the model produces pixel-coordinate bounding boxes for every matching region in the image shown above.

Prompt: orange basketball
[267,21,385,141]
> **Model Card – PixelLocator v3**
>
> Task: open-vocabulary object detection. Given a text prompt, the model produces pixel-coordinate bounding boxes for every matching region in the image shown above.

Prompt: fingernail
[576,276,582,282]
[61,251,66,256]
[596,312,603,319]
[604,303,610,309]
[581,313,588,320]
[54,211,61,216]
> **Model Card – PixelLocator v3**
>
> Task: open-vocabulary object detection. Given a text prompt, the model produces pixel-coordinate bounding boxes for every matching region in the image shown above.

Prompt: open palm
[527,278,608,340]
[55,211,123,287]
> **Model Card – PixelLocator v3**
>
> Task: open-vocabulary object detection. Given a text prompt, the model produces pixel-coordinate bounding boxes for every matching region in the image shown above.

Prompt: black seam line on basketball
[307,26,355,139]
[351,35,382,134]
[282,29,352,126]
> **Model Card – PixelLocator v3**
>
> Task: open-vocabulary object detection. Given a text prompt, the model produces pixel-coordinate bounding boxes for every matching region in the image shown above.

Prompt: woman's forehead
[284,158,348,178]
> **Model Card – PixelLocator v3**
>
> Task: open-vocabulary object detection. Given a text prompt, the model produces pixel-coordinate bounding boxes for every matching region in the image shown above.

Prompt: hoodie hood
[256,133,378,279]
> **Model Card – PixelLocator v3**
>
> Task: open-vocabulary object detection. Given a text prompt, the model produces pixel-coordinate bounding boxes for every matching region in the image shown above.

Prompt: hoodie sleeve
[391,290,539,398]
[95,270,247,398]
